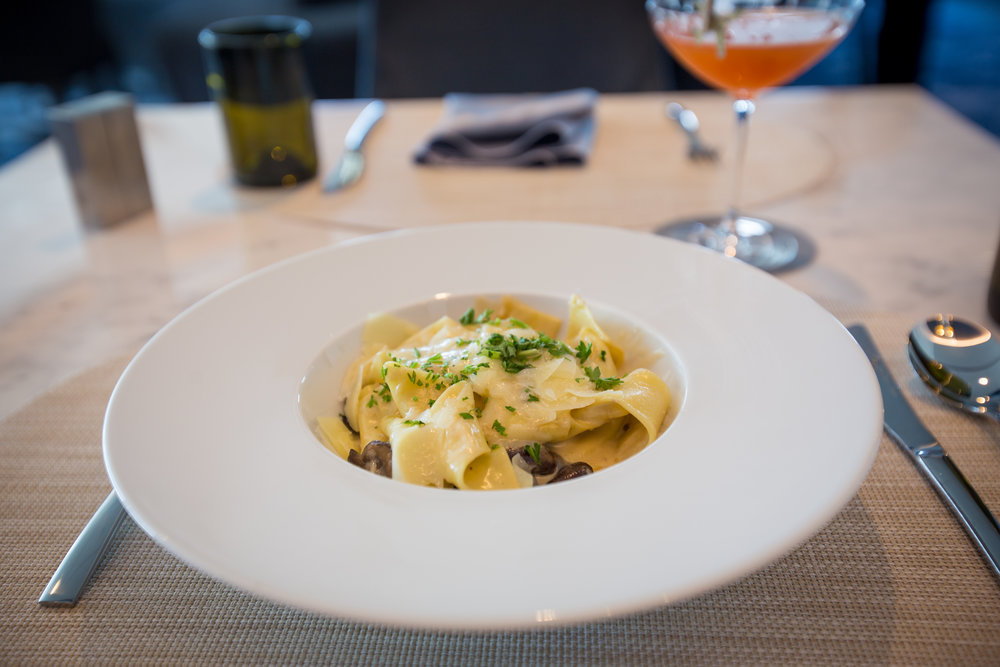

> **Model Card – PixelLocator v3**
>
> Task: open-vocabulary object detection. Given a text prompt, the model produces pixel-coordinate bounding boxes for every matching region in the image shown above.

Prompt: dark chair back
[355,0,672,98]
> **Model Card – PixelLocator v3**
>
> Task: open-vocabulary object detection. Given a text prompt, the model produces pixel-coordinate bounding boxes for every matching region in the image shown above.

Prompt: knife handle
[38,492,127,606]
[914,446,1000,578]
[848,323,1000,581]
[344,100,385,151]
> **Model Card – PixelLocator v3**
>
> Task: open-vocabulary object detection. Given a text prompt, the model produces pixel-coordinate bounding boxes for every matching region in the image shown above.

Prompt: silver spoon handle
[39,492,127,606]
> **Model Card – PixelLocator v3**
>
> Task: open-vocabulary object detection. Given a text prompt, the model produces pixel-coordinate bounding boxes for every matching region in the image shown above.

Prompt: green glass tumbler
[199,15,318,187]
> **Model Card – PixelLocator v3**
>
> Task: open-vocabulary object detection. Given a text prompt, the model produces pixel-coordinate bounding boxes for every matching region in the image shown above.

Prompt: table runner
[3,308,999,665]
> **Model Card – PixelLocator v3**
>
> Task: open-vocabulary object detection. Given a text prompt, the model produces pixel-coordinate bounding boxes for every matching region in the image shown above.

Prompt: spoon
[907,314,1000,421]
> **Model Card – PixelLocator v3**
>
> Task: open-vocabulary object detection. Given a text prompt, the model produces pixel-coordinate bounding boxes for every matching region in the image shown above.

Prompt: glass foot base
[654,215,804,273]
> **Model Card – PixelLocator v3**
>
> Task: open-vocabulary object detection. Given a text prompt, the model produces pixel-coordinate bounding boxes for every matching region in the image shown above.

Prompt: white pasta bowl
[103,221,882,628]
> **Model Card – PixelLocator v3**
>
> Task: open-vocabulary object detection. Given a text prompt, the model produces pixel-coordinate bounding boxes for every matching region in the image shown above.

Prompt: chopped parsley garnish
[421,353,443,367]
[492,420,506,436]
[366,395,377,408]
[479,332,573,373]
[525,389,540,402]
[525,443,541,464]
[584,366,623,390]
[575,340,592,363]
[402,419,425,427]
[509,318,529,329]
[459,412,474,420]
[600,349,607,362]
[505,405,516,413]
[460,362,490,378]
[459,307,495,326]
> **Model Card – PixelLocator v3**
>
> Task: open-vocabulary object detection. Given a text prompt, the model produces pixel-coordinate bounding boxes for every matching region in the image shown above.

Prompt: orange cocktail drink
[653,9,850,99]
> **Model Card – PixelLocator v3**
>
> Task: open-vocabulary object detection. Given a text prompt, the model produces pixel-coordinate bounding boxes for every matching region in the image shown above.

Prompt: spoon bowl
[907,314,1000,421]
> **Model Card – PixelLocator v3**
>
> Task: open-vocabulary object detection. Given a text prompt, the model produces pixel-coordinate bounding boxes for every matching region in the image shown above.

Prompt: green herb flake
[459,412,474,420]
[575,340,593,364]
[459,307,476,325]
[505,405,516,413]
[421,353,444,368]
[526,443,541,464]
[584,366,624,391]
[492,420,507,436]
[403,419,425,427]
[460,362,490,378]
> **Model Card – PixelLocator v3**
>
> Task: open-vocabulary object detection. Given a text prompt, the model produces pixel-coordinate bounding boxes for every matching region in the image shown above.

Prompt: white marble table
[2,86,999,419]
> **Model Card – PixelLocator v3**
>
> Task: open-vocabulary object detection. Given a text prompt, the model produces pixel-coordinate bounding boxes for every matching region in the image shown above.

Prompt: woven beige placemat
[2,308,1000,665]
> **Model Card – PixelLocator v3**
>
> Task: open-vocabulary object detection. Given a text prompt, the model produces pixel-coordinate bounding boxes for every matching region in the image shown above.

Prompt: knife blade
[848,324,1000,579]
[323,100,385,192]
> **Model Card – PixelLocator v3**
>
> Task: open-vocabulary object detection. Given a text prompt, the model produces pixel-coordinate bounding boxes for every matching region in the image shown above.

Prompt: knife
[322,100,385,192]
[39,491,127,606]
[849,324,1000,579]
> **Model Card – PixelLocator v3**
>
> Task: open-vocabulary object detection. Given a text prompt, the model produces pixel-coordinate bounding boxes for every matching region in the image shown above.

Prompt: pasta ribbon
[387,382,521,490]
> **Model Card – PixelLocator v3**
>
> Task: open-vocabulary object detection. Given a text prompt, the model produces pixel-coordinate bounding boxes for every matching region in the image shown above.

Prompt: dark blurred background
[1,0,998,166]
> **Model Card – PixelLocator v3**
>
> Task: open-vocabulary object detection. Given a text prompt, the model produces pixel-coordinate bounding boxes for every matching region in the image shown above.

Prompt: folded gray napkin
[414,88,597,167]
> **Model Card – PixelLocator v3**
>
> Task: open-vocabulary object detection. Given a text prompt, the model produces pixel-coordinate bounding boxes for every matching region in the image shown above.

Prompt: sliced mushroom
[511,444,557,476]
[348,440,392,478]
[549,461,593,484]
[339,399,358,434]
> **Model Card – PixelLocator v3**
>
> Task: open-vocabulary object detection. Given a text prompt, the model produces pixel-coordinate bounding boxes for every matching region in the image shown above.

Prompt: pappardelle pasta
[315,295,670,490]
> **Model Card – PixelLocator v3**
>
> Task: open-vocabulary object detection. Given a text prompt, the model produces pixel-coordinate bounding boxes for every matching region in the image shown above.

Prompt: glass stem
[723,98,755,233]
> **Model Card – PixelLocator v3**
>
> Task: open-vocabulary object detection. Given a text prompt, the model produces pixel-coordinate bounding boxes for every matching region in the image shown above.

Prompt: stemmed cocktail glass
[646,0,864,271]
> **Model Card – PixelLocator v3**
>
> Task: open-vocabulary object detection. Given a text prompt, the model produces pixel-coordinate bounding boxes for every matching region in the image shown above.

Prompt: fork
[666,102,719,162]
